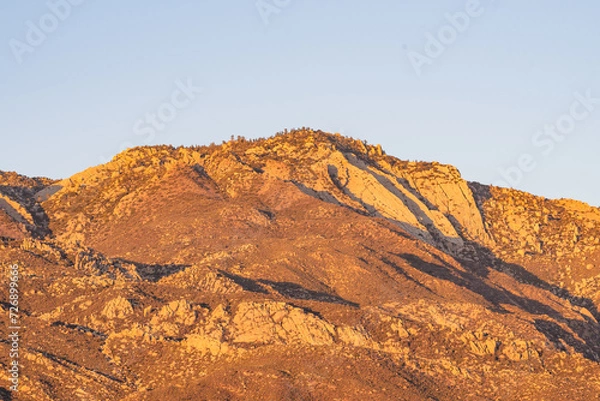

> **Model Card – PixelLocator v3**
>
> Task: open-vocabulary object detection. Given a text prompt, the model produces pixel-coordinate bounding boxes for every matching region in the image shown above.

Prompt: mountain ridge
[1,129,599,400]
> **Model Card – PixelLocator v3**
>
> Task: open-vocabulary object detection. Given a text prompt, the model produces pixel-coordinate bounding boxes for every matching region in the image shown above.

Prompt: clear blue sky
[1,0,599,206]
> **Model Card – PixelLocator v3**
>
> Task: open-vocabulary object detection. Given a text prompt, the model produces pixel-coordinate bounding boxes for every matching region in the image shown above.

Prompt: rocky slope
[0,129,599,400]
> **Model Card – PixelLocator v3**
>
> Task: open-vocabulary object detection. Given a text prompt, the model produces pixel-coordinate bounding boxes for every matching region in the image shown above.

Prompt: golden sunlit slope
[0,129,599,400]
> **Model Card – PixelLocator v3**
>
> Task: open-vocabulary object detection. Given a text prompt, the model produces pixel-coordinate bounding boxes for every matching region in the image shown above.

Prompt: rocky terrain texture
[0,129,599,400]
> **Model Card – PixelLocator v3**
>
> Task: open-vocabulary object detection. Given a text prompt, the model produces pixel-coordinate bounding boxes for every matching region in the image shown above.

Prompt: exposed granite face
[0,130,599,400]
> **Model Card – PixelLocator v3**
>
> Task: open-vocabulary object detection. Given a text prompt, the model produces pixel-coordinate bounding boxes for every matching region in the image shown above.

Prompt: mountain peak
[1,131,600,400]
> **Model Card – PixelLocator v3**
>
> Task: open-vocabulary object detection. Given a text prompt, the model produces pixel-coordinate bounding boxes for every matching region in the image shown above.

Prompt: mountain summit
[1,129,599,400]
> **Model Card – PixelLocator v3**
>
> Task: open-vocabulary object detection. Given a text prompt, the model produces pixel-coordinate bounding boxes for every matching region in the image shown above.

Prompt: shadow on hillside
[366,249,433,293]
[217,271,359,306]
[259,279,359,307]
[218,270,269,294]
[534,319,599,361]
[34,349,124,383]
[0,184,54,239]
[292,181,346,210]
[399,250,600,362]
[51,321,108,340]
[399,252,514,314]
[126,262,191,282]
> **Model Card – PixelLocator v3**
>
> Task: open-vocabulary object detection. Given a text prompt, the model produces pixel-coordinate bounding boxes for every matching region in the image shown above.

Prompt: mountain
[1,129,599,400]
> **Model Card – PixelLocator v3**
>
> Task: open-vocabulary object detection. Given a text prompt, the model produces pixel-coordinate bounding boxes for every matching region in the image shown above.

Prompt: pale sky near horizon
[1,1,599,206]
